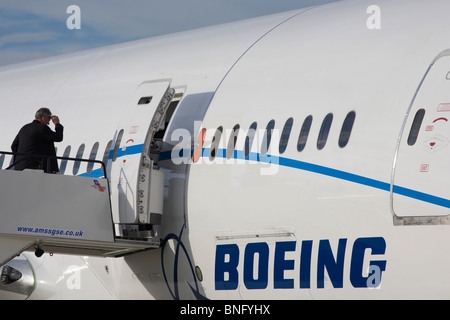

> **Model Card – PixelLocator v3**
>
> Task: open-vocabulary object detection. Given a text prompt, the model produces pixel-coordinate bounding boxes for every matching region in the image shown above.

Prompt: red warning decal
[437,103,450,112]
[433,117,448,123]
[129,126,139,134]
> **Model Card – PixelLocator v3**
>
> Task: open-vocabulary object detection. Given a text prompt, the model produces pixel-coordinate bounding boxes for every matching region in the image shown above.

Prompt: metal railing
[0,151,108,180]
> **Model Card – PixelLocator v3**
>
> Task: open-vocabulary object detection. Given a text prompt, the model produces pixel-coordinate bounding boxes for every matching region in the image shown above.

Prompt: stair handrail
[0,151,109,180]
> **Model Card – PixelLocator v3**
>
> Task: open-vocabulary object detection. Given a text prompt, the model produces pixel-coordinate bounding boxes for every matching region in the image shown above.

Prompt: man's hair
[35,108,52,119]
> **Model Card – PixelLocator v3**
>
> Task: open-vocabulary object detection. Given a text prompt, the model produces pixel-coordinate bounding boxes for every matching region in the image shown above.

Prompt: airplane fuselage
[1,0,450,299]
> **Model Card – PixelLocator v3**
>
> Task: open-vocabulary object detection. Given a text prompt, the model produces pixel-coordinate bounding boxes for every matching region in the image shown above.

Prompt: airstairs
[0,156,162,267]
[0,156,163,267]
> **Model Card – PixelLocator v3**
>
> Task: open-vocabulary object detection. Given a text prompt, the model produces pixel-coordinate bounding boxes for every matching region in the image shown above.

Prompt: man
[11,108,64,173]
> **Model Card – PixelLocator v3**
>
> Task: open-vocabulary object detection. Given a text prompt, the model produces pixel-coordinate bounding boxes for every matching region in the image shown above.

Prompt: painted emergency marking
[215,237,387,290]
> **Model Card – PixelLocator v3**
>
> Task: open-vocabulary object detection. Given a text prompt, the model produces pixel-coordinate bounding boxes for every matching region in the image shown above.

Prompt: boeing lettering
[215,237,387,290]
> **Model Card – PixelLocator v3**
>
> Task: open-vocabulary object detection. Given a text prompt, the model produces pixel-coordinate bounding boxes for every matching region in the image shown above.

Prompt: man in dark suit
[11,108,64,173]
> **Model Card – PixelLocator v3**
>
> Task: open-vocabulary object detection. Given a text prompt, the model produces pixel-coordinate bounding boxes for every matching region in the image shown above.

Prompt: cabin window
[87,142,100,174]
[226,124,240,159]
[101,140,113,175]
[279,118,294,154]
[112,129,124,162]
[261,120,275,156]
[407,109,425,146]
[338,111,356,148]
[244,122,258,158]
[317,113,333,150]
[0,154,4,169]
[210,126,223,160]
[138,96,152,105]
[193,129,206,163]
[297,115,313,152]
[102,140,113,167]
[73,144,85,175]
[60,145,71,174]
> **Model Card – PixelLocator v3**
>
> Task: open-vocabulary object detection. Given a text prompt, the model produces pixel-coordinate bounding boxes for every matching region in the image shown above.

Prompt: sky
[0,0,341,67]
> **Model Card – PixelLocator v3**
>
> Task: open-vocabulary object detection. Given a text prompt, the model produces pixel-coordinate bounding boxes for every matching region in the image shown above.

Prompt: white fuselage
[0,0,450,299]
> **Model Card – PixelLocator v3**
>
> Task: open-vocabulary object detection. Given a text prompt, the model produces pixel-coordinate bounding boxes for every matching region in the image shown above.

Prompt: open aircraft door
[392,50,450,224]
[110,80,174,226]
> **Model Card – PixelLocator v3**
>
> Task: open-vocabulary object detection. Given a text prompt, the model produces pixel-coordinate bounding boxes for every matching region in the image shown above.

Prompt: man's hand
[51,115,60,125]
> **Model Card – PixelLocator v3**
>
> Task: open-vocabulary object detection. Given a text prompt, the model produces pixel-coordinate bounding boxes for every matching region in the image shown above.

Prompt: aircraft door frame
[110,80,174,226]
[391,50,450,225]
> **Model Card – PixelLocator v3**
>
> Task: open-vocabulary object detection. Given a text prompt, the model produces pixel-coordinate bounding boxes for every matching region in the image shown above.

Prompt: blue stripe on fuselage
[79,146,450,209]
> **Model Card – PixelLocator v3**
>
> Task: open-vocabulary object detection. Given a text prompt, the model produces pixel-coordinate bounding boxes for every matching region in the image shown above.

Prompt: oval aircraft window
[102,140,113,172]
[317,113,333,150]
[297,115,313,152]
[339,111,356,148]
[73,144,85,175]
[210,126,223,161]
[112,129,124,162]
[87,142,99,174]
[407,109,425,146]
[60,145,71,174]
[193,129,206,163]
[279,117,294,154]
[244,122,258,158]
[226,124,240,159]
[261,120,275,156]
